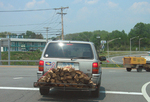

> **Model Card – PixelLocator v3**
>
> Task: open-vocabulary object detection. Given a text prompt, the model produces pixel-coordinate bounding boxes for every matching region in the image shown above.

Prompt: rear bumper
[91,73,101,85]
[37,71,43,80]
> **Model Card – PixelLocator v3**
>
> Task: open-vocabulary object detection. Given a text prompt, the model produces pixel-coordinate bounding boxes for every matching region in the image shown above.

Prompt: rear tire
[137,66,142,72]
[126,68,132,72]
[146,69,150,72]
[39,87,49,95]
[91,84,100,98]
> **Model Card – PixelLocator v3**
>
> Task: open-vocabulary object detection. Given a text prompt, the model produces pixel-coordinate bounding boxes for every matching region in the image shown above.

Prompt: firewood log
[52,68,58,73]
[37,66,96,88]
[76,70,82,75]
[64,72,70,76]
[56,75,61,80]
[78,73,84,79]
[50,79,55,83]
[67,80,74,83]
[56,71,60,75]
[56,80,62,83]
[68,68,75,72]
[63,80,67,83]
[52,73,57,78]
[45,73,51,78]
[70,72,76,77]
[60,77,66,81]
[46,78,51,82]
[60,71,64,77]
[57,66,61,71]
[38,77,45,82]
[83,77,90,84]
[74,74,78,79]
[62,67,69,72]
[79,79,84,83]
[65,75,72,80]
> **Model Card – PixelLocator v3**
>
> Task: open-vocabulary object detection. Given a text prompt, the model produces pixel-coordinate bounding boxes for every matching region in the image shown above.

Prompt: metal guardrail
[0,60,124,67]
[0,60,39,65]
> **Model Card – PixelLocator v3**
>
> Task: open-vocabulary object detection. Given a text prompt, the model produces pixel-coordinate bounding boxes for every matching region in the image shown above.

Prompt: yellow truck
[123,57,148,72]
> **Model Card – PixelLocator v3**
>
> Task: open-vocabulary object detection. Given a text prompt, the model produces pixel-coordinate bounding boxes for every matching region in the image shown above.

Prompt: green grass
[1,50,42,65]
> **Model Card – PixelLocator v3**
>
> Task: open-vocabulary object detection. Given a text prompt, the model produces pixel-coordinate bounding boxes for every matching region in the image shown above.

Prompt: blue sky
[0,0,150,38]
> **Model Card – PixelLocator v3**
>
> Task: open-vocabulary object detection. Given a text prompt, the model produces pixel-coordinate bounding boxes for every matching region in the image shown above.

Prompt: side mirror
[99,56,106,61]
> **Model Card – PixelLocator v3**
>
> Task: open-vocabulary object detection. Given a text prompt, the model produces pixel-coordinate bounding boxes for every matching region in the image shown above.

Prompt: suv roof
[48,40,94,44]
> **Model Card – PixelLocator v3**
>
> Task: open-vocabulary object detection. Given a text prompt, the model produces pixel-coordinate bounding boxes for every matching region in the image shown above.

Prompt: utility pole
[55,7,69,40]
[44,27,51,43]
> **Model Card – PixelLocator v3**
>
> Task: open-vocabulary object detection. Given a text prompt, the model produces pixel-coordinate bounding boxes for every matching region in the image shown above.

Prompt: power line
[29,10,60,32]
[0,8,56,12]
[0,22,60,27]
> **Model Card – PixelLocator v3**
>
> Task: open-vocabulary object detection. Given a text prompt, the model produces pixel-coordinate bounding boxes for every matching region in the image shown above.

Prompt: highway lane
[0,66,149,102]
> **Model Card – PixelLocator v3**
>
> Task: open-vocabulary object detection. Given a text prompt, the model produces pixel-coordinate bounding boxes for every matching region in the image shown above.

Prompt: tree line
[0,31,43,39]
[62,22,150,51]
[0,22,150,51]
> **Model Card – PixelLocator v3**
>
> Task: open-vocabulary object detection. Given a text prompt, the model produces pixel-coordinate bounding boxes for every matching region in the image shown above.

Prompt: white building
[0,38,47,51]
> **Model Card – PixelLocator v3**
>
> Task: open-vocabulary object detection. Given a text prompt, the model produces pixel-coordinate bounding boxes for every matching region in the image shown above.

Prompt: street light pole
[139,38,145,51]
[107,37,121,58]
[96,36,100,54]
[130,36,139,56]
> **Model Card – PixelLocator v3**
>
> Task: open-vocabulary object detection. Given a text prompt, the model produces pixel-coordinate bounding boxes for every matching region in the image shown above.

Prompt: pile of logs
[38,66,96,88]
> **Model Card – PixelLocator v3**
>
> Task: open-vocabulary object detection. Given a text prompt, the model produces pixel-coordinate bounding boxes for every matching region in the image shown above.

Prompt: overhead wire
[0,22,60,27]
[0,7,65,38]
[29,10,61,33]
[0,8,55,12]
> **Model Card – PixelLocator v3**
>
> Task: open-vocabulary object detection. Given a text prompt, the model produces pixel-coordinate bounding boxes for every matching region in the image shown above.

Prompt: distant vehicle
[34,40,106,97]
[123,56,150,72]
[147,51,150,55]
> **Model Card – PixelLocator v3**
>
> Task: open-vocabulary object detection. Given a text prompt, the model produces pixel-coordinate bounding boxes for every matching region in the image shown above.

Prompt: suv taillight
[92,62,99,74]
[39,60,44,71]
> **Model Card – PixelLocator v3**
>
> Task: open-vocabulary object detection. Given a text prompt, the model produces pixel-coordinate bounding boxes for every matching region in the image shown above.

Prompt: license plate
[63,62,74,67]
[57,62,79,70]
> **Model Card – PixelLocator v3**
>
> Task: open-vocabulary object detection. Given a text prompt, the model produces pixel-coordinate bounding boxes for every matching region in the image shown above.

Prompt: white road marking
[141,81,150,102]
[13,77,23,79]
[0,86,143,96]
[100,91,142,95]
[0,87,39,90]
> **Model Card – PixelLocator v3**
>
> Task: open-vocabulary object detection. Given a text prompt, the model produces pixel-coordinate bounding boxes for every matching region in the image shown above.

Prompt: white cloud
[107,1,118,8]
[85,0,99,4]
[0,2,4,8]
[129,2,150,14]
[73,0,98,4]
[25,0,36,8]
[0,2,13,9]
[37,0,45,4]
[25,0,46,9]
[77,7,90,20]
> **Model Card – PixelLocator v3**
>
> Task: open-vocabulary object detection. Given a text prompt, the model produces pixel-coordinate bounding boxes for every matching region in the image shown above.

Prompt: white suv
[35,40,106,97]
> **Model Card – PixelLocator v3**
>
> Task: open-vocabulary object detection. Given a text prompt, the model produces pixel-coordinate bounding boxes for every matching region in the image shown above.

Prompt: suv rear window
[44,42,93,59]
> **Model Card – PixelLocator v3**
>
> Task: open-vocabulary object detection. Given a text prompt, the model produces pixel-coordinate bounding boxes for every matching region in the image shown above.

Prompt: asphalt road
[0,66,150,102]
